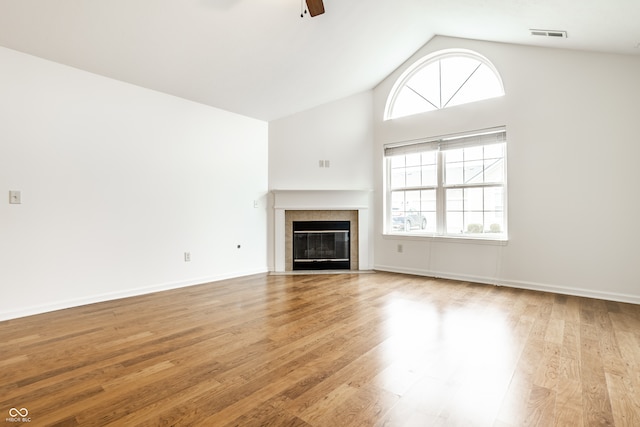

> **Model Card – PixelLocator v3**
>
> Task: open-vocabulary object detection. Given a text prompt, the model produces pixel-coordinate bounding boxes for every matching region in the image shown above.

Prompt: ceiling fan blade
[305,0,325,17]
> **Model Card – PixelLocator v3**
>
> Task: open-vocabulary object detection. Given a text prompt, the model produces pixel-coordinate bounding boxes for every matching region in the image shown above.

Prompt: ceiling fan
[302,0,325,17]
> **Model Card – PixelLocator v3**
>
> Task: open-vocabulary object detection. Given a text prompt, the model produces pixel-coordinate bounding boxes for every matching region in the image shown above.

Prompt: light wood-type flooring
[2,272,640,426]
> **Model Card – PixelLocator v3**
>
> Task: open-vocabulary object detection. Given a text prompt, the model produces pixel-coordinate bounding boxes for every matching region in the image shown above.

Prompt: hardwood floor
[2,272,640,426]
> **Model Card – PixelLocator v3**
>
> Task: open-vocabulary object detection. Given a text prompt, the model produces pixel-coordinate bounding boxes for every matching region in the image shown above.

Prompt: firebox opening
[293,221,350,270]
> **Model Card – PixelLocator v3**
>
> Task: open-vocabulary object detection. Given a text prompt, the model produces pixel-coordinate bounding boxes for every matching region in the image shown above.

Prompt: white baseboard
[374,264,640,305]
[0,268,269,322]
[6,265,638,322]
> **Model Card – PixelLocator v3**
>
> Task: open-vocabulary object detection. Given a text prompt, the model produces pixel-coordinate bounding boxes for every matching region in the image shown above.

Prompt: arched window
[384,49,504,120]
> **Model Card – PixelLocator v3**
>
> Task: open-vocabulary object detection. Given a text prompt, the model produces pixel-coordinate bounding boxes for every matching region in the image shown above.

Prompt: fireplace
[284,210,358,271]
[272,190,371,273]
[293,221,350,270]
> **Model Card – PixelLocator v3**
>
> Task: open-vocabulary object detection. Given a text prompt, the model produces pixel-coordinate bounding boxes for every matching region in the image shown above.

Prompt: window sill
[383,232,508,246]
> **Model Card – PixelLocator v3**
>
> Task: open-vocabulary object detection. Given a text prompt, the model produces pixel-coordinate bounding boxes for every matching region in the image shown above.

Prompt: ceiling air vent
[530,29,567,38]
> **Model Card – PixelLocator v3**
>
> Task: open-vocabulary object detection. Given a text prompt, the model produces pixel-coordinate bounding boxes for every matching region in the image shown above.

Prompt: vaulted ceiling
[0,0,638,121]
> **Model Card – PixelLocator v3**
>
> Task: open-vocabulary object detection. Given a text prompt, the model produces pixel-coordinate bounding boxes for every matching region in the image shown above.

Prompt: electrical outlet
[184,252,191,262]
[9,191,21,204]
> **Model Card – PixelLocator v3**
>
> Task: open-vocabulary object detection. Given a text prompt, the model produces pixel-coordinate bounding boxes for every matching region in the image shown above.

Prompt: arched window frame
[384,49,505,121]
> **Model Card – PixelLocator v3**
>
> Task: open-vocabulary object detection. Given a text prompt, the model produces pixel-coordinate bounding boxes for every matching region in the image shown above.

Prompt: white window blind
[384,127,506,157]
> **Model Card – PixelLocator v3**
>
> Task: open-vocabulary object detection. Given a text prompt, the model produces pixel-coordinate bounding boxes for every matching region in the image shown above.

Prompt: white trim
[373,265,640,305]
[272,189,372,210]
[374,264,501,286]
[0,268,268,322]
[382,233,508,245]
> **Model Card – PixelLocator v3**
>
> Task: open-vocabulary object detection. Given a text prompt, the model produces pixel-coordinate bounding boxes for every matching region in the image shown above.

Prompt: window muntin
[385,50,504,120]
[385,129,507,239]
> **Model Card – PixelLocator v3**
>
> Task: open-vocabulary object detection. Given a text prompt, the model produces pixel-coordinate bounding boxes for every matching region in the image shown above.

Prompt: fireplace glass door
[293,221,350,270]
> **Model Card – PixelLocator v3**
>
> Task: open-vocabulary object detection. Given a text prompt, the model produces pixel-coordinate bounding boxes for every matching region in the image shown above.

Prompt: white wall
[0,47,269,320]
[374,36,640,303]
[268,92,375,270]
[269,92,374,191]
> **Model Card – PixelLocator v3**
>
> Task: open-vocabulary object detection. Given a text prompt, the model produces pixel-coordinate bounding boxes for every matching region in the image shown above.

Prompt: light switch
[9,191,21,204]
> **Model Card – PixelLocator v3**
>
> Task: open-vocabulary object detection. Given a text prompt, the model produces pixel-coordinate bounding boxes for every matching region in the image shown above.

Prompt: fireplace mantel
[272,190,372,272]
[272,189,371,210]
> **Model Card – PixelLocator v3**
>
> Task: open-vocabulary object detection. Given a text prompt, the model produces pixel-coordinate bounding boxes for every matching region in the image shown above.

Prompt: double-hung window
[385,127,507,240]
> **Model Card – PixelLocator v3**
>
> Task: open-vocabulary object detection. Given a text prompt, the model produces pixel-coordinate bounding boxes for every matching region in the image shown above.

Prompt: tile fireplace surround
[272,190,372,272]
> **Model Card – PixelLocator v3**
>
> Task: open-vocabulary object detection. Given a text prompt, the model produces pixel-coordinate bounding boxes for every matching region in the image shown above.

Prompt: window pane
[484,187,504,212]
[445,162,463,185]
[444,144,506,186]
[447,212,463,234]
[391,191,405,211]
[420,189,436,212]
[391,155,405,168]
[421,151,437,187]
[484,143,504,159]
[391,168,405,189]
[390,189,434,233]
[405,190,421,211]
[465,188,483,211]
[423,212,437,233]
[392,87,436,119]
[447,64,504,108]
[406,153,421,166]
[464,146,483,161]
[421,164,437,186]
[421,189,437,233]
[421,151,437,165]
[390,152,439,189]
[440,57,480,107]
[464,160,484,184]
[485,212,504,233]
[446,148,463,163]
[406,62,441,108]
[406,166,421,187]
[485,158,504,183]
[446,188,463,211]
[391,191,405,232]
[444,186,506,235]
[465,212,484,233]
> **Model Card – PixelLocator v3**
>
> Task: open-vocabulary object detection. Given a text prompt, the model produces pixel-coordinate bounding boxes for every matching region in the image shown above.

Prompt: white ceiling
[1,0,638,121]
